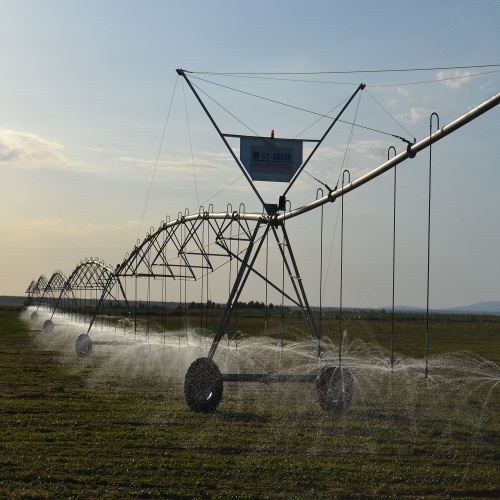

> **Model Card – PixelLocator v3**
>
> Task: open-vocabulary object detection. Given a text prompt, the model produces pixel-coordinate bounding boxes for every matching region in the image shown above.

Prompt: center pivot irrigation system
[27,69,500,413]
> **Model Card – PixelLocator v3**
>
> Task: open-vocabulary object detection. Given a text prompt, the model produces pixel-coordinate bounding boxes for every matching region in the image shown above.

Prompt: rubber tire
[43,319,54,333]
[75,334,93,358]
[31,311,38,321]
[316,366,354,412]
[184,357,223,413]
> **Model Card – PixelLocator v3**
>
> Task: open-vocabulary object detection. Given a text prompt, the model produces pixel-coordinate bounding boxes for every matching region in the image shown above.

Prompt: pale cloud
[436,70,474,89]
[306,146,345,162]
[479,80,493,92]
[0,129,71,169]
[396,107,430,125]
[116,150,232,174]
[350,140,388,160]
[396,87,411,98]
[311,141,387,164]
[85,145,104,153]
[23,217,139,237]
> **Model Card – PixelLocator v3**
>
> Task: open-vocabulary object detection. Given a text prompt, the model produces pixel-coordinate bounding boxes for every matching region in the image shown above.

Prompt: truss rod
[177,69,267,207]
[283,83,365,197]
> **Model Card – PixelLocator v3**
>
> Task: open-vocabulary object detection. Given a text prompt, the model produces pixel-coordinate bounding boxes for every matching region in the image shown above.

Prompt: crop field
[1,306,499,498]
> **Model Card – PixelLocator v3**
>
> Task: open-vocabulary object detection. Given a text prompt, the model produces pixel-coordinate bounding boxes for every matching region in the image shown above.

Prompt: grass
[1,307,499,498]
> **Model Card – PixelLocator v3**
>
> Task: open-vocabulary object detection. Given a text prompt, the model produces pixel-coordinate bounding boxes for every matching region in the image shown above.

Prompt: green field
[1,307,499,498]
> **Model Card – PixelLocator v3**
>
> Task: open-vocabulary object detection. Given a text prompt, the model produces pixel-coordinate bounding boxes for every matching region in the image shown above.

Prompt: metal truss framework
[24,81,500,413]
[36,209,314,350]
[113,210,321,351]
[25,276,46,304]
[29,259,130,331]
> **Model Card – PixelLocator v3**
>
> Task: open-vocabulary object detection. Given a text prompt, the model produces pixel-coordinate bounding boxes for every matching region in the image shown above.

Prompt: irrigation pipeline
[127,90,500,241]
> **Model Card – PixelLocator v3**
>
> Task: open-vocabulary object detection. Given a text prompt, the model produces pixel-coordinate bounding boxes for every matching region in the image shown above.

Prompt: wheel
[316,366,354,412]
[43,319,54,333]
[184,357,223,413]
[31,311,38,321]
[75,334,93,358]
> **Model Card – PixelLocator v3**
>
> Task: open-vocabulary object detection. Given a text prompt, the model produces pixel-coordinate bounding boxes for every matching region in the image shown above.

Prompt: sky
[1,0,499,310]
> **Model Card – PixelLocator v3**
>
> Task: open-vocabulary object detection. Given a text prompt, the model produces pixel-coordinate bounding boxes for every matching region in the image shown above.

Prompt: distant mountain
[441,301,500,315]
[393,301,500,315]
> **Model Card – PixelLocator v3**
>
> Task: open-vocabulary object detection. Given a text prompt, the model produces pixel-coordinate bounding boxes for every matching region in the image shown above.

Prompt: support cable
[321,198,341,305]
[335,90,363,187]
[190,75,415,146]
[275,91,500,224]
[284,84,366,197]
[187,68,500,89]
[189,63,500,76]
[193,175,244,213]
[365,89,415,142]
[294,97,349,138]
[177,70,266,207]
[137,76,179,241]
[320,92,361,307]
[182,80,200,208]
[369,69,500,88]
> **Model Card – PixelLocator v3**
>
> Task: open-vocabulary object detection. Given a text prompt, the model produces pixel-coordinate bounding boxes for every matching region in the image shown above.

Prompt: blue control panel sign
[240,138,303,182]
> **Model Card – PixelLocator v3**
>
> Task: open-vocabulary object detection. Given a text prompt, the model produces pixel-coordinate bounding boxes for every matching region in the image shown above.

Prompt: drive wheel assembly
[43,319,54,333]
[316,366,354,412]
[184,357,223,413]
[75,334,93,358]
